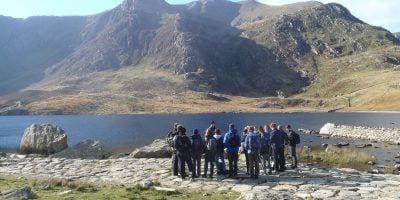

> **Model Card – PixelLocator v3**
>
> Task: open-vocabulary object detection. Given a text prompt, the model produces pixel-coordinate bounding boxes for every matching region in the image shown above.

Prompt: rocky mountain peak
[120,0,171,13]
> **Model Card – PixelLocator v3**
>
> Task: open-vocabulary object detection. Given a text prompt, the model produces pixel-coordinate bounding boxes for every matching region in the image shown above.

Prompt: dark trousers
[178,152,194,178]
[227,152,238,176]
[290,145,297,167]
[204,152,215,177]
[260,152,271,174]
[244,151,250,174]
[192,155,201,177]
[272,146,285,172]
[248,153,260,178]
[172,152,179,175]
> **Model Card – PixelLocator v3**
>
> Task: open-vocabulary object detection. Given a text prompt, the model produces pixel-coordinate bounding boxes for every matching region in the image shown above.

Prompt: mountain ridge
[1,0,400,114]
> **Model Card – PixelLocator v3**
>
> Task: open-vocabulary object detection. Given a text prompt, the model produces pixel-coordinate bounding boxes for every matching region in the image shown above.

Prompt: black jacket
[270,129,288,148]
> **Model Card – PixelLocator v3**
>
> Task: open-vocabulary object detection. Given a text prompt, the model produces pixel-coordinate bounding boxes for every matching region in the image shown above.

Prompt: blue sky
[0,0,398,32]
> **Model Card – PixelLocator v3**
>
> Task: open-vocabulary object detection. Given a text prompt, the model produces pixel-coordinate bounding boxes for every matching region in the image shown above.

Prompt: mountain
[0,0,400,114]
[394,32,400,39]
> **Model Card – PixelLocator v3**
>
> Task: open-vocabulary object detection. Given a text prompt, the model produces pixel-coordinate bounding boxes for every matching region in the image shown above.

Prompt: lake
[1,112,400,164]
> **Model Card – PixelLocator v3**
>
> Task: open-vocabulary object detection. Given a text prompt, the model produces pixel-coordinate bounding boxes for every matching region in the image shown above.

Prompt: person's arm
[244,135,249,150]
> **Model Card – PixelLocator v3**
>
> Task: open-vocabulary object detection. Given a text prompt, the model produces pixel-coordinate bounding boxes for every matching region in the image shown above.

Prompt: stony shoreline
[2,154,400,199]
[320,123,400,144]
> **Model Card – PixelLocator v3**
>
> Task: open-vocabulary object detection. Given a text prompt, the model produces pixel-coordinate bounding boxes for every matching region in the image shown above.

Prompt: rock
[0,152,6,157]
[311,189,336,199]
[153,186,176,193]
[395,164,400,171]
[52,140,109,159]
[322,143,328,148]
[130,139,171,158]
[58,190,73,196]
[368,160,376,165]
[319,123,335,135]
[333,142,349,147]
[19,124,68,155]
[142,179,153,189]
[2,186,36,199]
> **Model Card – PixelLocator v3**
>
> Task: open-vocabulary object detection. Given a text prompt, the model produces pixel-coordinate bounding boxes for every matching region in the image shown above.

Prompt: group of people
[166,121,300,179]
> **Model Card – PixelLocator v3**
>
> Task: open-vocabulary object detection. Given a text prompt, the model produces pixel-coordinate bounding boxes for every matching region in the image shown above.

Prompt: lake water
[1,113,400,164]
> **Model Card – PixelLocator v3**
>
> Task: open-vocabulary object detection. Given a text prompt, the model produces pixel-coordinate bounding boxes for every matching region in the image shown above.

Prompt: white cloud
[258,0,400,32]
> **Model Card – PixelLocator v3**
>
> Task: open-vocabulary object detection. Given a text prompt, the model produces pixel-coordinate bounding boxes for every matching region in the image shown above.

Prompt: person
[223,123,241,177]
[174,126,195,179]
[241,127,250,175]
[214,129,226,175]
[205,120,217,138]
[204,127,216,178]
[245,126,261,179]
[191,129,205,178]
[270,123,288,172]
[286,125,300,169]
[166,123,180,176]
[259,125,271,175]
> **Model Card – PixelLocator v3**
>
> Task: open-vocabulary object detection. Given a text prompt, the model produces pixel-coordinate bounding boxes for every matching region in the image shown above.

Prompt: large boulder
[52,140,109,159]
[319,123,335,135]
[19,124,68,155]
[130,139,171,158]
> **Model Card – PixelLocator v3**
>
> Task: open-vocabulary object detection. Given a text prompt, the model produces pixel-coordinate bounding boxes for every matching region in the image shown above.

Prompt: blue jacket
[244,131,261,155]
[260,131,271,147]
[223,128,241,153]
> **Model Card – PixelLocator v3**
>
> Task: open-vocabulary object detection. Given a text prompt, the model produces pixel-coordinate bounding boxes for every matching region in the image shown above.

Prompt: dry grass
[298,146,375,171]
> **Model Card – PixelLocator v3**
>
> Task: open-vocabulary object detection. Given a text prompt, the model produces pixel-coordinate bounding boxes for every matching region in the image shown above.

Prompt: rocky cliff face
[394,32,400,39]
[0,0,399,113]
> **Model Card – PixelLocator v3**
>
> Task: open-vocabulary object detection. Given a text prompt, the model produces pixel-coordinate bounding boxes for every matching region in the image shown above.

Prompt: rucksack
[248,133,260,154]
[260,132,270,154]
[192,137,204,154]
[181,135,191,151]
[206,137,217,152]
[291,131,300,145]
[228,133,239,147]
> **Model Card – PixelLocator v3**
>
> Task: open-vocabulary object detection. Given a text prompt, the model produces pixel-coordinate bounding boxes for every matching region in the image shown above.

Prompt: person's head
[229,123,235,130]
[174,122,179,128]
[249,126,255,132]
[278,125,283,130]
[264,125,271,132]
[211,120,216,127]
[178,125,186,135]
[286,125,292,131]
[193,129,199,135]
[215,129,221,135]
[258,126,264,133]
[270,123,278,130]
[243,127,248,134]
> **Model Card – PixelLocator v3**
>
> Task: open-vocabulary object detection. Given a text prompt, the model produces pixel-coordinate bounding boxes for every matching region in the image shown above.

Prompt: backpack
[215,137,224,153]
[248,133,260,154]
[180,135,191,152]
[260,132,270,154]
[228,133,239,147]
[192,136,204,155]
[291,131,300,145]
[206,137,217,152]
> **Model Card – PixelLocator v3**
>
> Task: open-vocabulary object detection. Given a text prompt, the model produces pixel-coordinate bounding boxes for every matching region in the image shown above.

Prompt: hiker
[286,125,300,169]
[214,128,226,175]
[174,126,195,179]
[259,125,271,175]
[270,123,288,172]
[224,123,241,177]
[166,122,180,176]
[191,129,205,178]
[245,126,261,178]
[205,120,217,138]
[241,127,250,175]
[204,127,216,178]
